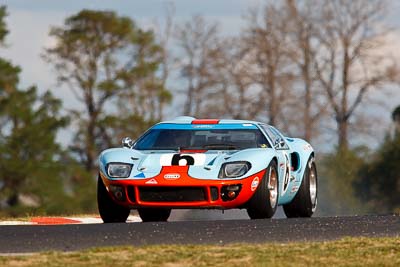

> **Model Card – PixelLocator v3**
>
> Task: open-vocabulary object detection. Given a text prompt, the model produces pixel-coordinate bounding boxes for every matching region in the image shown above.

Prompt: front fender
[99,148,144,179]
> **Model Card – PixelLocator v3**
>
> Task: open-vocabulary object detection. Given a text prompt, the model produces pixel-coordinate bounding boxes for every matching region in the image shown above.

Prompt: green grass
[0,237,399,267]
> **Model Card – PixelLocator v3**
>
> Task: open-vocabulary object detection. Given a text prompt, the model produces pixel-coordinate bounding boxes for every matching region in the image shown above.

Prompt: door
[260,125,291,196]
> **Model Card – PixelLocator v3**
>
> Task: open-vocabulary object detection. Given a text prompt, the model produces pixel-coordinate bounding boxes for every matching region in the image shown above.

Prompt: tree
[110,26,172,139]
[0,6,8,45]
[0,6,20,94]
[0,6,77,216]
[355,106,400,214]
[45,10,170,172]
[153,2,175,107]
[284,0,328,142]
[393,105,400,136]
[0,88,69,214]
[244,4,296,127]
[209,37,264,119]
[314,0,391,150]
[175,15,225,117]
[318,147,368,215]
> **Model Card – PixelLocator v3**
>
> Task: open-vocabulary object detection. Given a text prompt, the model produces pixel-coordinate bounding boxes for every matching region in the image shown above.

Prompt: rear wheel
[247,160,279,219]
[97,175,130,223]
[283,157,317,218]
[138,208,171,222]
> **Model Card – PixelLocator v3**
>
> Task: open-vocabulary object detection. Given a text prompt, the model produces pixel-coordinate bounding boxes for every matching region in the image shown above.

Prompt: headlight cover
[219,161,251,178]
[107,163,133,178]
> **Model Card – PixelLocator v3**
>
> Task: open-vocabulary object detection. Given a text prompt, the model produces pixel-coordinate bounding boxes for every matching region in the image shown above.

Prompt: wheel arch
[287,138,315,182]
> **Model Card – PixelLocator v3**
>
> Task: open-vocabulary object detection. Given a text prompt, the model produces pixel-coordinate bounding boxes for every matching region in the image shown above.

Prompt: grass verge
[0,237,399,267]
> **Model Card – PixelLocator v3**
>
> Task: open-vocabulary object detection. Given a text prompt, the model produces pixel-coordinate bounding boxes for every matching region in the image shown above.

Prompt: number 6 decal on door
[160,153,206,166]
[282,152,291,195]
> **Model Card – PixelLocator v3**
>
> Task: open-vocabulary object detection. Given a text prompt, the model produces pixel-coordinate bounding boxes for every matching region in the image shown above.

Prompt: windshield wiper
[203,143,239,150]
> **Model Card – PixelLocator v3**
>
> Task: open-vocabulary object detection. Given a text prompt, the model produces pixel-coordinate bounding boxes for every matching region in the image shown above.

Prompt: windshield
[134,128,270,150]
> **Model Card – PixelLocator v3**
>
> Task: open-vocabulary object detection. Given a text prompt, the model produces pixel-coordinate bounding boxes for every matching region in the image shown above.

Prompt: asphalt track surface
[0,215,399,253]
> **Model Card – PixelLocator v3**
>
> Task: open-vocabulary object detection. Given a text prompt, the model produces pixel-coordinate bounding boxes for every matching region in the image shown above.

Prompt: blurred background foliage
[0,1,399,217]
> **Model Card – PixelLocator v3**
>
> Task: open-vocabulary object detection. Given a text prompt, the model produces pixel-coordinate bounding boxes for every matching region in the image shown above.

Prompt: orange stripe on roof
[191,119,219,124]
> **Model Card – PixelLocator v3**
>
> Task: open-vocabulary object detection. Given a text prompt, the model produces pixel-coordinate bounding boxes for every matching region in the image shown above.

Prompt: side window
[260,125,277,145]
[270,127,289,150]
[260,125,289,150]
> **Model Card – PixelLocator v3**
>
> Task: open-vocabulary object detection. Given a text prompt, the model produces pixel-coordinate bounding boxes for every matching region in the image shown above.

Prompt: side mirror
[274,138,286,149]
[122,137,134,149]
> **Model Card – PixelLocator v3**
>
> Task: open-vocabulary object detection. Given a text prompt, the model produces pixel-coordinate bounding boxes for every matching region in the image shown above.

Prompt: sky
[1,0,400,149]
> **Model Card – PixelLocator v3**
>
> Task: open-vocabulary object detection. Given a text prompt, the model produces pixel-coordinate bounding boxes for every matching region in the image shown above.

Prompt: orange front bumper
[100,166,266,209]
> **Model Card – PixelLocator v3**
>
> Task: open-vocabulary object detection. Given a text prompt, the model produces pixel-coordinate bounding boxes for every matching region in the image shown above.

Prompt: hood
[135,150,235,179]
[100,148,276,180]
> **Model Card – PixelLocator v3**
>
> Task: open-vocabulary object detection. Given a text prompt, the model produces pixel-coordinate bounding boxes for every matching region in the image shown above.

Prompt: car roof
[159,116,263,125]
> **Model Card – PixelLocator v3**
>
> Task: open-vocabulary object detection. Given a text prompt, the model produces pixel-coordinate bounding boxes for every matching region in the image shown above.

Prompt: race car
[97,117,318,222]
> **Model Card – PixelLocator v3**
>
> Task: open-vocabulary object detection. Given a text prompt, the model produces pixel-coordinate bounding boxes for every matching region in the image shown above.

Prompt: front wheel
[138,208,171,222]
[97,175,130,223]
[283,157,317,218]
[246,160,279,219]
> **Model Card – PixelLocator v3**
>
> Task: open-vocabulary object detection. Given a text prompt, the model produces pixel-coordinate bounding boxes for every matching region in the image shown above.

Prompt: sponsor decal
[145,178,158,184]
[160,153,206,166]
[192,125,213,128]
[281,152,291,195]
[303,144,313,151]
[251,177,259,191]
[164,173,181,180]
[291,186,299,193]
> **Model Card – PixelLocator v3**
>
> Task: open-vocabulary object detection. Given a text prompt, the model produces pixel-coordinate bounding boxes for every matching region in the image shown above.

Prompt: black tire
[138,208,171,222]
[283,157,317,218]
[247,160,279,219]
[97,175,130,223]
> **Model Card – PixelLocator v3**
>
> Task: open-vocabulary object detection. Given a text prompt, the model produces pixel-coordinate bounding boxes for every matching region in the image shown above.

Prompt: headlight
[107,163,132,178]
[219,161,251,178]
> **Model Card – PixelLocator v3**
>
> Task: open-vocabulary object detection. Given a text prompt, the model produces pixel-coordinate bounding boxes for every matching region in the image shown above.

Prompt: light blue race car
[97,117,318,222]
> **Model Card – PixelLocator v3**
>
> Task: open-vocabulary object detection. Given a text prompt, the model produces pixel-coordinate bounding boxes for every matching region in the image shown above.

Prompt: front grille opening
[109,185,126,202]
[221,184,242,201]
[138,187,206,202]
[210,186,219,201]
[127,186,136,202]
